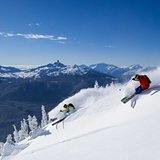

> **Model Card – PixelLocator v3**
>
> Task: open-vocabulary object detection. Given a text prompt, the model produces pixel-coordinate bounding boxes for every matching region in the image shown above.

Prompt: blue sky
[0,0,160,66]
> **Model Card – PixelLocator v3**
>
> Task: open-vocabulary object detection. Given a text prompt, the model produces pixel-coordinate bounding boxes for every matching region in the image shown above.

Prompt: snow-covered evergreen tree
[22,119,29,138]
[28,115,38,134]
[41,105,48,128]
[94,80,99,88]
[18,121,24,141]
[13,125,19,143]
[6,134,13,144]
[18,119,29,141]
[1,134,15,158]
[28,115,32,133]
[32,116,38,132]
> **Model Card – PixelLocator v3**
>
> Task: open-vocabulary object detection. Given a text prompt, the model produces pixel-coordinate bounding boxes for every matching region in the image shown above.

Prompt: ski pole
[62,120,65,129]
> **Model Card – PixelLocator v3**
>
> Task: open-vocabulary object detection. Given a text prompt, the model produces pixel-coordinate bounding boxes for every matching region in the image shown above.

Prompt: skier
[121,74,151,104]
[60,103,75,114]
[132,74,151,94]
[51,103,75,126]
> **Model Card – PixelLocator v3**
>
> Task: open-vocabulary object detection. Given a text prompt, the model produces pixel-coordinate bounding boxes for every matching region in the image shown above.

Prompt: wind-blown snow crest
[49,83,122,119]
[3,68,160,160]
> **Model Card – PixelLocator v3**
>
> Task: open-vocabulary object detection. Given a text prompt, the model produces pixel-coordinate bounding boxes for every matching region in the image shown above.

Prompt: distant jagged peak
[52,60,66,68]
[64,64,90,75]
[128,64,143,70]
[90,63,118,70]
[46,60,66,68]
[33,60,66,71]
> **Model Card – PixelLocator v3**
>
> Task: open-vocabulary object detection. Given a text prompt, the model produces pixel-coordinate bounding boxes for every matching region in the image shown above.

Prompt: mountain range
[0,60,157,80]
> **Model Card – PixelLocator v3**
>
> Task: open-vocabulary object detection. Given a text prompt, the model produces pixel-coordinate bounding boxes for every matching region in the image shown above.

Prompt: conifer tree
[41,105,48,128]
[18,119,29,141]
[13,125,19,143]
[28,115,38,133]
[94,80,99,88]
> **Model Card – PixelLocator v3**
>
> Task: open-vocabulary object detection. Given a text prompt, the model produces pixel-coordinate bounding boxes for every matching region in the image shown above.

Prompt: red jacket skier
[132,74,151,94]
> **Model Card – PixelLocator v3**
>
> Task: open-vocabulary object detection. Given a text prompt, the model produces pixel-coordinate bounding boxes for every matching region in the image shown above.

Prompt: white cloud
[0,32,15,37]
[35,23,40,26]
[0,32,67,42]
[28,23,41,27]
[57,36,67,40]
[17,33,55,40]
[58,41,66,44]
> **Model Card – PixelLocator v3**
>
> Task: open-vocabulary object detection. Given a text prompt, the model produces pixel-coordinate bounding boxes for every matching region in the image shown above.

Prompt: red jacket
[137,75,150,89]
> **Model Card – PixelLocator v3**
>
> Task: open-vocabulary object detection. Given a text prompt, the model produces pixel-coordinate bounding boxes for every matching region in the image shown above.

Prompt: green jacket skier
[51,103,75,126]
[60,103,75,114]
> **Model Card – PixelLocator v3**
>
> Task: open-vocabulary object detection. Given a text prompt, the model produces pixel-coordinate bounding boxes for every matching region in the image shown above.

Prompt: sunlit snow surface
[3,68,160,160]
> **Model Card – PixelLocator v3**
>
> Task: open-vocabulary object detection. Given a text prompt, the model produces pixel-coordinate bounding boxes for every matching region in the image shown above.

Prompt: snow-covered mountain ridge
[0,61,157,79]
[0,61,91,78]
[90,63,156,79]
[3,68,160,160]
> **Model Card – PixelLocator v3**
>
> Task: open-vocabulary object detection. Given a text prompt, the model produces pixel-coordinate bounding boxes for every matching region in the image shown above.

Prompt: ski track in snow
[23,124,118,156]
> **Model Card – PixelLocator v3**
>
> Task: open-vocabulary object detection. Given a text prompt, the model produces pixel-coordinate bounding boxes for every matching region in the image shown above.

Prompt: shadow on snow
[131,84,160,108]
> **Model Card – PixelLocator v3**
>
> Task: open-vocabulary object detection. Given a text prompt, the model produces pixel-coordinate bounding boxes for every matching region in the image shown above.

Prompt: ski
[52,117,67,126]
[121,93,136,104]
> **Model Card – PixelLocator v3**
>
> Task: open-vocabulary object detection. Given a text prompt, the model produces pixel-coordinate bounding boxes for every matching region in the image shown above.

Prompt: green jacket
[60,105,75,113]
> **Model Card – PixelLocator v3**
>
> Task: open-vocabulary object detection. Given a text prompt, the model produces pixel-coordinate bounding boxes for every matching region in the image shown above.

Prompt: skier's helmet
[132,74,139,80]
[63,104,67,108]
[134,74,139,80]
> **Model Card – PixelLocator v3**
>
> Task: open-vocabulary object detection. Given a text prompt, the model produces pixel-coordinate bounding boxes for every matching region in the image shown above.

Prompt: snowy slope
[4,68,160,160]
